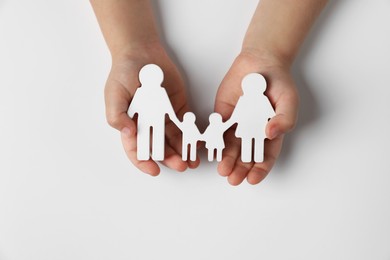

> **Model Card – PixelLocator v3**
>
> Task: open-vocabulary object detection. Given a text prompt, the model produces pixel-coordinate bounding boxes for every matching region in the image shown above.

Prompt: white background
[0,0,389,259]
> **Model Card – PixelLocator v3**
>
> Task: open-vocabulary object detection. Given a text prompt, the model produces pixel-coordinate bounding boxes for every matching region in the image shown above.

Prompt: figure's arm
[268,104,276,120]
[201,128,209,142]
[222,119,235,132]
[127,90,139,118]
[174,121,183,132]
[223,99,241,128]
[264,97,276,120]
[162,89,181,126]
[169,116,181,128]
[224,117,235,129]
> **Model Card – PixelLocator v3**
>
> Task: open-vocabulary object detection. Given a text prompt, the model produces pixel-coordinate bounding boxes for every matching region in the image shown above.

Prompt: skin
[215,0,328,185]
[90,0,328,184]
[90,0,199,176]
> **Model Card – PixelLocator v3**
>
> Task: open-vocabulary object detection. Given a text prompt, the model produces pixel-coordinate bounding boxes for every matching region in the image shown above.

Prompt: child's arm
[90,0,198,175]
[90,0,160,59]
[215,0,328,185]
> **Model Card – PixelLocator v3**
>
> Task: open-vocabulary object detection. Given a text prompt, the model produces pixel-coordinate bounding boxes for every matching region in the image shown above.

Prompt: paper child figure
[128,64,180,161]
[228,73,275,163]
[177,112,202,161]
[203,113,232,162]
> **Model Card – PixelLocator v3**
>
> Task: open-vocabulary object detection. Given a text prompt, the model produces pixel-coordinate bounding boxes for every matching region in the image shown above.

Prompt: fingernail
[270,129,281,139]
[121,127,131,138]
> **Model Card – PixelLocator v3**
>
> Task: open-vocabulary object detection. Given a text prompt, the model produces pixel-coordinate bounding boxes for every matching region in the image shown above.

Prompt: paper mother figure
[226,73,276,162]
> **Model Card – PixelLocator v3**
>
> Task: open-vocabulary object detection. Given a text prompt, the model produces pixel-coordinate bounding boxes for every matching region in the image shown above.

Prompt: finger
[168,90,189,121]
[214,71,243,120]
[105,78,135,132]
[188,157,200,169]
[215,90,241,122]
[165,106,193,171]
[214,98,236,122]
[246,135,284,185]
[183,143,201,169]
[217,129,240,176]
[120,128,160,176]
[246,166,268,185]
[168,131,200,170]
[266,90,299,139]
[160,143,188,172]
[165,119,185,149]
[227,158,254,186]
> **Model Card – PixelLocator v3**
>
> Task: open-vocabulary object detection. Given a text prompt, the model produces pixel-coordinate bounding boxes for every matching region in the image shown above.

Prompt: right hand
[105,43,200,176]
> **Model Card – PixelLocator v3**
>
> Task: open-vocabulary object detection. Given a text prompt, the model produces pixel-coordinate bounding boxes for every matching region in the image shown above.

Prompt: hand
[215,50,299,185]
[105,43,200,176]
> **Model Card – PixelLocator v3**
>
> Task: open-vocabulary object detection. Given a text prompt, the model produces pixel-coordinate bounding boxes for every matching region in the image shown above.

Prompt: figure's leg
[182,141,188,161]
[190,142,197,161]
[208,149,214,162]
[152,124,164,161]
[216,148,223,162]
[254,138,265,163]
[241,138,252,163]
[137,125,150,160]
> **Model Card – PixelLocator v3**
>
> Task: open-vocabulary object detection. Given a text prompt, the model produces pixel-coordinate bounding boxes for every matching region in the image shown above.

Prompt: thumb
[104,79,137,135]
[106,111,137,136]
[266,87,299,140]
[214,81,242,121]
[266,113,296,140]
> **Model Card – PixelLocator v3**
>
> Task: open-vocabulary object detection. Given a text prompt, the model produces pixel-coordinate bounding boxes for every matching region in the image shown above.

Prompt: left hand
[215,50,299,185]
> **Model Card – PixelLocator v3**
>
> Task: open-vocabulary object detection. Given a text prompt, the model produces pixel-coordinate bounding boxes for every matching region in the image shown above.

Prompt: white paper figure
[203,113,232,162]
[177,112,202,161]
[227,73,275,163]
[128,64,274,164]
[128,64,180,161]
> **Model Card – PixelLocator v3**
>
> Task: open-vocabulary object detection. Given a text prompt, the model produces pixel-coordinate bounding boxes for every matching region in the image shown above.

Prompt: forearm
[243,0,328,67]
[90,0,160,59]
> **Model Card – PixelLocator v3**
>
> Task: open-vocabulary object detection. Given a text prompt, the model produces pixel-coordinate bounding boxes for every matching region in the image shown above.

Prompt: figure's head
[183,112,196,123]
[139,64,164,87]
[241,73,267,95]
[209,112,222,124]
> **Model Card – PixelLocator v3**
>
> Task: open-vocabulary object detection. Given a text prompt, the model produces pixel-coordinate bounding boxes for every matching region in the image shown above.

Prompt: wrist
[110,40,165,63]
[240,45,293,70]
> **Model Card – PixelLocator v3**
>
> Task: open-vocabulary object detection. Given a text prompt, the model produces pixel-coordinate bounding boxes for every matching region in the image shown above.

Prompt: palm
[215,52,299,185]
[105,46,199,175]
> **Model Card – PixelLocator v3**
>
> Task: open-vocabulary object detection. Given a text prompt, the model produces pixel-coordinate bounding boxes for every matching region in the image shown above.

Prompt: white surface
[0,0,389,259]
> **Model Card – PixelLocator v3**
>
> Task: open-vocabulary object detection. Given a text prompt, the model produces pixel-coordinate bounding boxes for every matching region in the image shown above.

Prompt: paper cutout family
[128,64,275,163]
